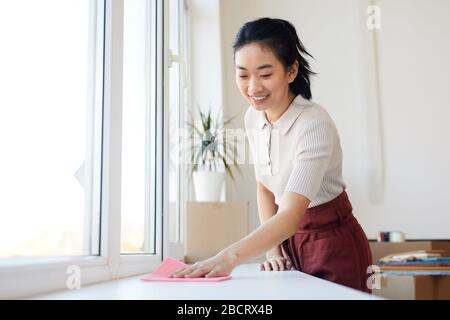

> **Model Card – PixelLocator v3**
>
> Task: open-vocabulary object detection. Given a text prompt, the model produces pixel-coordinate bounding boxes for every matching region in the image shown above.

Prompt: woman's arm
[171,191,310,278]
[256,181,292,271]
[256,181,281,257]
[223,191,310,266]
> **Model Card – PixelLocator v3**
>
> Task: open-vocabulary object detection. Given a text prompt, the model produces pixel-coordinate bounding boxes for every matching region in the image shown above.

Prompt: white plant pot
[193,171,225,202]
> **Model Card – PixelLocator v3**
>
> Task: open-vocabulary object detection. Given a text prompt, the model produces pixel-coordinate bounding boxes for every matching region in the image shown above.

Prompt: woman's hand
[259,254,293,271]
[170,251,239,278]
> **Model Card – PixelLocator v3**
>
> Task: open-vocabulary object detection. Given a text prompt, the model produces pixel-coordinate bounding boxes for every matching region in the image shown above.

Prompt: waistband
[296,191,355,234]
[306,190,352,215]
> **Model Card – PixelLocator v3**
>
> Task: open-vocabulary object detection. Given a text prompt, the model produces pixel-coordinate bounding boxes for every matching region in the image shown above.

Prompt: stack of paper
[379,250,444,263]
[377,250,450,273]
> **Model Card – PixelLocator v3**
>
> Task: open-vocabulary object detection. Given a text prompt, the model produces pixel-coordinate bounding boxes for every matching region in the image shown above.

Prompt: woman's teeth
[252,95,268,101]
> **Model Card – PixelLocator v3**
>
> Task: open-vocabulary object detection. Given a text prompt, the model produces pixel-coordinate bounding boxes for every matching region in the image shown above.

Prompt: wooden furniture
[184,201,249,264]
[369,240,450,300]
[370,240,450,262]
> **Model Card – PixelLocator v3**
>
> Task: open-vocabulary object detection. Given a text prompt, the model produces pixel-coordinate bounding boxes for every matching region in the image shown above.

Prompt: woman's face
[235,43,298,112]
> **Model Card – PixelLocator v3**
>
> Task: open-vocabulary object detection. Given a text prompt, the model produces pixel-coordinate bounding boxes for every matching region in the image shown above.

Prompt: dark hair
[233,17,315,100]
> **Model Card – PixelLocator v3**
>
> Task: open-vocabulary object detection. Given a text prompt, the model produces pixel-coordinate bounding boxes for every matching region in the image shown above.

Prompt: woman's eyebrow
[236,64,274,71]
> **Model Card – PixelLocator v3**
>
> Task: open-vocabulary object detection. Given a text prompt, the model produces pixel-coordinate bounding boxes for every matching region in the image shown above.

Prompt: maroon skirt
[281,191,373,293]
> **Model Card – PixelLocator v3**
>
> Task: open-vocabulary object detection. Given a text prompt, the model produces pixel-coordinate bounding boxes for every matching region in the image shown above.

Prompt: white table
[34,263,382,300]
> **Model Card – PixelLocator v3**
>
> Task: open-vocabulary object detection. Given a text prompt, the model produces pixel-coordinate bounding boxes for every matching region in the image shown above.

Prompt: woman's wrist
[218,249,241,268]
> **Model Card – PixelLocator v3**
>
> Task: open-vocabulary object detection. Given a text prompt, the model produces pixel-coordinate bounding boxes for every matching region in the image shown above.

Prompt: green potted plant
[186,105,242,201]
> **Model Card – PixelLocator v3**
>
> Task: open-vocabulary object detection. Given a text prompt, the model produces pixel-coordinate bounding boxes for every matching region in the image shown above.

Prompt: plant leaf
[223,113,240,127]
[215,149,234,181]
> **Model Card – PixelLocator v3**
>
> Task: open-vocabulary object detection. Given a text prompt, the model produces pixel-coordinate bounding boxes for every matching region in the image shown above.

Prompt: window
[120,0,157,254]
[0,0,167,299]
[0,0,102,259]
[168,0,189,254]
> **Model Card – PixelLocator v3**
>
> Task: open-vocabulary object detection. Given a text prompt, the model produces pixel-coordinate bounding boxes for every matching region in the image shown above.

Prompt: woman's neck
[265,91,297,124]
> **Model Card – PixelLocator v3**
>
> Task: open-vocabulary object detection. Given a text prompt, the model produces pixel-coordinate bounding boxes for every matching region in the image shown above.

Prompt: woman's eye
[239,75,248,79]
[261,74,272,78]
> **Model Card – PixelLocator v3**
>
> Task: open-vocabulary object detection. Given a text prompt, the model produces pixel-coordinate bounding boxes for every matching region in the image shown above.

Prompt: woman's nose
[248,78,263,94]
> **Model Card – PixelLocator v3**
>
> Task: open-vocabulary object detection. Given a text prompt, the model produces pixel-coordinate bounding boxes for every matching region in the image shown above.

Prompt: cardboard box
[370,240,450,262]
[184,201,249,264]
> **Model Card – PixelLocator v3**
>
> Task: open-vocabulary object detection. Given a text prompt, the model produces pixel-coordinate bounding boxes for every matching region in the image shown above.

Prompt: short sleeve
[284,119,334,201]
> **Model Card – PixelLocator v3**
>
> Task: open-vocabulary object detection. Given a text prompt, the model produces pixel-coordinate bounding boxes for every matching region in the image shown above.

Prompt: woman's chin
[251,104,270,111]
[250,100,269,110]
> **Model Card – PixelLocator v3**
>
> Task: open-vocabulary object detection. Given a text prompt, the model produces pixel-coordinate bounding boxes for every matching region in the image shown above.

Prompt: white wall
[373,0,450,238]
[188,0,228,201]
[218,0,450,239]
[189,0,224,111]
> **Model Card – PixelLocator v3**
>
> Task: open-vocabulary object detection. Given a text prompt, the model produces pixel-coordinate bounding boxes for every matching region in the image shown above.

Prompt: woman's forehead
[235,44,280,69]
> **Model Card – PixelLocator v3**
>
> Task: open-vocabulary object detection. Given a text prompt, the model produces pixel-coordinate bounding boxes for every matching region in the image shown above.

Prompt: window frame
[165,0,190,261]
[0,0,168,299]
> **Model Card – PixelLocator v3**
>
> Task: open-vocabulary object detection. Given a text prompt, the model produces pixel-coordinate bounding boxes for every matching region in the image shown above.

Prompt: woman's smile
[250,94,270,106]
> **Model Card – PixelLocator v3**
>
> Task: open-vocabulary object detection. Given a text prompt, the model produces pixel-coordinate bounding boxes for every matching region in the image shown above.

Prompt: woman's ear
[287,61,299,83]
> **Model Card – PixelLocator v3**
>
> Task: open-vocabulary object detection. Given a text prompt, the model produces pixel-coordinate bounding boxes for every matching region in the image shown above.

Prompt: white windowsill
[31,263,383,300]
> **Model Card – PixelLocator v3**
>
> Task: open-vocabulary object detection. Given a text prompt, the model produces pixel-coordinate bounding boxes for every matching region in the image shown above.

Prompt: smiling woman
[235,44,298,117]
[171,17,373,294]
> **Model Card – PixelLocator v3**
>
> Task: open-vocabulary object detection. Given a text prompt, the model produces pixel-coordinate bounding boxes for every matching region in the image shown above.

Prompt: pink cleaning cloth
[141,257,232,282]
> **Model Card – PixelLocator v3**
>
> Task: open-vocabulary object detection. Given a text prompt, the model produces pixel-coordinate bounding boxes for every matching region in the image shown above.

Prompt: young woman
[172,17,373,293]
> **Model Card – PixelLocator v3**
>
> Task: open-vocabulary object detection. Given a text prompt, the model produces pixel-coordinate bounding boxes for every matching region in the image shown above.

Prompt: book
[378,265,450,271]
[379,250,444,263]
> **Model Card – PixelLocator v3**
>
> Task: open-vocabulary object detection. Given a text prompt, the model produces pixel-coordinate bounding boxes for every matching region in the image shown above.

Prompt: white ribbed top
[244,95,346,208]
